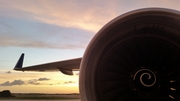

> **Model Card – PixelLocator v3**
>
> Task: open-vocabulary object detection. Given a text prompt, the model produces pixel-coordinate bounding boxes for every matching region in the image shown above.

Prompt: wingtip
[14,53,25,70]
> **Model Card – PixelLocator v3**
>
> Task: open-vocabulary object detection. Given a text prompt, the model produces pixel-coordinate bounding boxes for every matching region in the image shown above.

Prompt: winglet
[14,53,24,70]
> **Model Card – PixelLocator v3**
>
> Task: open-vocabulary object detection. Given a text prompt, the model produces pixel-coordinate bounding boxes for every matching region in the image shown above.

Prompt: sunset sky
[0,0,180,94]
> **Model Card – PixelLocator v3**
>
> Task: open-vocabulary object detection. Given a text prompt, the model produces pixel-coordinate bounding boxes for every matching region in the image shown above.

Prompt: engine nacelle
[80,8,180,101]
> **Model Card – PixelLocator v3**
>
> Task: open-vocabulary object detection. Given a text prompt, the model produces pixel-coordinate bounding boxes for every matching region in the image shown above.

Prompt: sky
[0,0,180,94]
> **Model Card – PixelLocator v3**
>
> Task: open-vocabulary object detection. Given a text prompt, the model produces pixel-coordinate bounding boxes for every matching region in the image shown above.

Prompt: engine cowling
[80,8,180,101]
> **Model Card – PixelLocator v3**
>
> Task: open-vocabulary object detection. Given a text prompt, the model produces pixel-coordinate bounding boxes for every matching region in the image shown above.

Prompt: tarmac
[1,99,80,101]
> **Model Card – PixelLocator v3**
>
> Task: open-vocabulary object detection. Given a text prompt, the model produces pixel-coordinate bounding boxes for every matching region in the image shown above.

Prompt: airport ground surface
[0,93,80,101]
[1,99,80,101]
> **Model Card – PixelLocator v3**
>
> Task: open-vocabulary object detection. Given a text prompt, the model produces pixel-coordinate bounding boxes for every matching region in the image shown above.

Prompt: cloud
[27,77,50,85]
[64,81,76,84]
[38,77,50,81]
[5,71,11,74]
[0,79,25,86]
[1,0,180,50]
[0,77,51,86]
[0,0,104,50]
[27,79,40,85]
[0,16,94,49]
[0,0,117,32]
[2,0,180,33]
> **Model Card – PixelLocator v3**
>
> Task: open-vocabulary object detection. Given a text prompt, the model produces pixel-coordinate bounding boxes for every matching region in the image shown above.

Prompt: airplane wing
[13,53,82,75]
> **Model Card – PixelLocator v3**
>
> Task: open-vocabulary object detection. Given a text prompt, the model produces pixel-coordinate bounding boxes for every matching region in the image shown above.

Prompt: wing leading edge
[14,53,82,75]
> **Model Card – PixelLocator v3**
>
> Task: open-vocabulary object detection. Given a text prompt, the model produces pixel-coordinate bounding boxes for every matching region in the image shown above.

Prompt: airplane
[14,8,180,101]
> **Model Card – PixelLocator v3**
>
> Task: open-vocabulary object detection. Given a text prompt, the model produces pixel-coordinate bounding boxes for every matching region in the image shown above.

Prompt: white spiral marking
[133,69,156,87]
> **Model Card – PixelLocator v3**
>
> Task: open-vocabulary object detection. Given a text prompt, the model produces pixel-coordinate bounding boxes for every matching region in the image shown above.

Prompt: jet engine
[80,8,180,101]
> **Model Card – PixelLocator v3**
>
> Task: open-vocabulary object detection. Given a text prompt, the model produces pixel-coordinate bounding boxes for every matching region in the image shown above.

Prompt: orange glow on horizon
[0,71,79,93]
